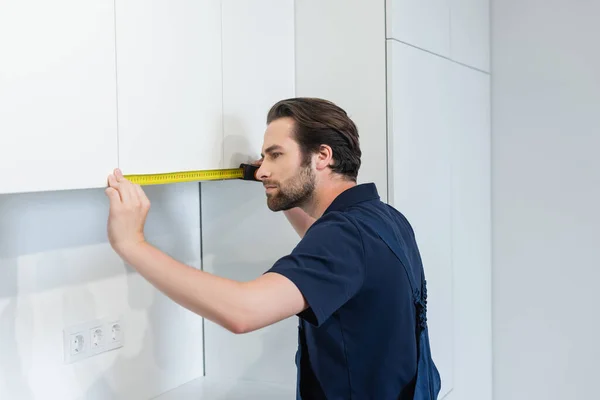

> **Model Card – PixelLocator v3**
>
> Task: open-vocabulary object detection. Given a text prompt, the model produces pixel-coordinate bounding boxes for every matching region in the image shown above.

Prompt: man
[105,98,440,399]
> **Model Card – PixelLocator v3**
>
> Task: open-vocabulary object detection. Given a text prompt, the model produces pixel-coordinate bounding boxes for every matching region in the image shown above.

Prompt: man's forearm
[118,241,253,333]
[284,208,316,238]
[117,241,307,334]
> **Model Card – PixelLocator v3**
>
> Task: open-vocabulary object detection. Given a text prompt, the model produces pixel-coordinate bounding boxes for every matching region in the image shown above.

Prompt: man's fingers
[107,174,123,201]
[105,187,121,205]
[107,169,149,210]
[114,168,125,181]
[112,168,136,203]
[108,172,131,203]
[134,183,151,209]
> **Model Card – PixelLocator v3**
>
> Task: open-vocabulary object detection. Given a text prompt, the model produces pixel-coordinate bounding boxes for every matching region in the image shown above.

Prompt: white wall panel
[0,183,204,399]
[201,181,299,385]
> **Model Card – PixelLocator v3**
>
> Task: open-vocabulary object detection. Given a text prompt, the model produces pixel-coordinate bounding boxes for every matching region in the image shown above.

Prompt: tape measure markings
[123,164,260,186]
[124,168,244,186]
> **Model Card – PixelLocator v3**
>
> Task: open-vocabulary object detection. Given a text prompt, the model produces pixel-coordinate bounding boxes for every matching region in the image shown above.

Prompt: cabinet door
[387,39,454,397]
[221,0,295,167]
[387,39,493,399]
[115,0,223,175]
[0,0,118,194]
[386,0,451,57]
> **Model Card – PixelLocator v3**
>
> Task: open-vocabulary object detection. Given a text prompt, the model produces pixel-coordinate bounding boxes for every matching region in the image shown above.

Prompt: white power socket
[63,316,124,364]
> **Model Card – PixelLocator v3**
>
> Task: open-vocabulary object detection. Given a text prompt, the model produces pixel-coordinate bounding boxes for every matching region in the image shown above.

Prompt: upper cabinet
[385,0,451,58]
[221,0,295,168]
[449,0,490,72]
[386,0,490,72]
[0,1,296,193]
[115,0,224,175]
[386,39,455,397]
[0,0,119,194]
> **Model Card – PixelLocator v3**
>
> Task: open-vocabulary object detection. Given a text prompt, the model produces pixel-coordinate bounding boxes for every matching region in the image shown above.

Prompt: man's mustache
[263,180,279,187]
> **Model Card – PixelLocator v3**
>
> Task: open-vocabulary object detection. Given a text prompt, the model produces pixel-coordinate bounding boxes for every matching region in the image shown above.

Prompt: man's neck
[302,179,357,219]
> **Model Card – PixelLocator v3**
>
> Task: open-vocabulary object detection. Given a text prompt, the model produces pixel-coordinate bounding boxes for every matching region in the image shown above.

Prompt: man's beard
[264,165,316,212]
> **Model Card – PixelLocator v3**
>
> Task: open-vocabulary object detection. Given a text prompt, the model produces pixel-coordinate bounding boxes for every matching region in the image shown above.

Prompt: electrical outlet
[64,316,124,364]
[90,326,104,351]
[110,321,122,343]
[105,319,124,351]
[69,332,87,356]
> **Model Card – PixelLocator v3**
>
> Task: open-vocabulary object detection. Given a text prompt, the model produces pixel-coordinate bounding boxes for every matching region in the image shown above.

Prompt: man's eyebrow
[261,145,283,158]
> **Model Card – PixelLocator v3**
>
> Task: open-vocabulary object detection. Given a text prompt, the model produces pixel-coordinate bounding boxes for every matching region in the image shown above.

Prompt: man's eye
[271,152,282,159]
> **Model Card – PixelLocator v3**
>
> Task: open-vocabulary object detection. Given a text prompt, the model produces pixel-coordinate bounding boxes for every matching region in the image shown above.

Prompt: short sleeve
[266,212,366,327]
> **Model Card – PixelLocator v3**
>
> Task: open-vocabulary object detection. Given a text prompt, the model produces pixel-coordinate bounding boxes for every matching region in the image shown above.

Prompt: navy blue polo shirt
[267,183,422,399]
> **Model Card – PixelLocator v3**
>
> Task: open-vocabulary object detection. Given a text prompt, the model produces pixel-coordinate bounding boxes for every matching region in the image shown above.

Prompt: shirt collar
[323,183,380,214]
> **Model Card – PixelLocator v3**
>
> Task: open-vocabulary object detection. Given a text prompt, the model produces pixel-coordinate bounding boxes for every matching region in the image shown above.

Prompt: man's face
[257,117,316,211]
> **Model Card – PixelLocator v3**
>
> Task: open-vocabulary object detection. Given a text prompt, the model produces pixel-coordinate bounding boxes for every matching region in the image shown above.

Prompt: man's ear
[314,145,333,171]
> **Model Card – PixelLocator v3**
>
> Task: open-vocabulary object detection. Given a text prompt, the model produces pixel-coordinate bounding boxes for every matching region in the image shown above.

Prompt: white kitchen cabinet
[387,39,454,397]
[0,0,293,194]
[221,0,295,168]
[387,36,492,399]
[450,0,490,71]
[115,0,224,175]
[385,0,451,57]
[0,0,118,194]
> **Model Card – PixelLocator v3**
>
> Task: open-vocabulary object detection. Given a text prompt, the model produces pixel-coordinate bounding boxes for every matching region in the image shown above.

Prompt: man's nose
[256,162,270,181]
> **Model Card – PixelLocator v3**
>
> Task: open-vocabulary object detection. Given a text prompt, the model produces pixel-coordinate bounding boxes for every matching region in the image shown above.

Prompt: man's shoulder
[302,200,411,240]
[340,197,411,228]
[303,209,359,237]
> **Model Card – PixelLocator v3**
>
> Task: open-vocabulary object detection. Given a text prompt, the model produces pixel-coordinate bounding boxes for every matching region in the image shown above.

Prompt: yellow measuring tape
[124,164,259,186]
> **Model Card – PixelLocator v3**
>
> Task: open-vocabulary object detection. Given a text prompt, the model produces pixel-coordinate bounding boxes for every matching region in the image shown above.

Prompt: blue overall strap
[365,206,442,400]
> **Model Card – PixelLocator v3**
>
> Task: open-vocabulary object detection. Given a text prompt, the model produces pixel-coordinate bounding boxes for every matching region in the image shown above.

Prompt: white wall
[0,184,204,399]
[491,1,600,399]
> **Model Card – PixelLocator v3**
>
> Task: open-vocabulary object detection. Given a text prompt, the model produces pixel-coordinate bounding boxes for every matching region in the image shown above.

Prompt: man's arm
[105,168,307,334]
[120,243,307,334]
[284,208,316,238]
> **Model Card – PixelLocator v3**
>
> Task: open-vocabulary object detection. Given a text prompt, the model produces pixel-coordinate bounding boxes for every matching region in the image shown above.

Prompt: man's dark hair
[266,97,361,181]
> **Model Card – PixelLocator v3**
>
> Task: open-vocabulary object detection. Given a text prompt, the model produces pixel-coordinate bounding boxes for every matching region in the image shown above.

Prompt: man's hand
[105,168,150,256]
